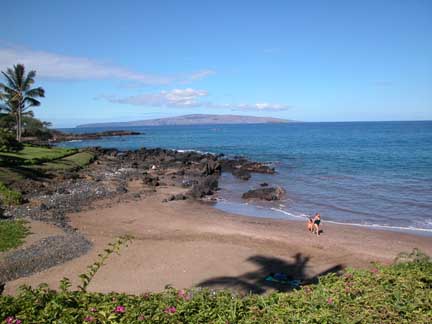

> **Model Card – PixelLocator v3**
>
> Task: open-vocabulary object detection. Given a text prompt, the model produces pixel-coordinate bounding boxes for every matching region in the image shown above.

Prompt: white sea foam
[175,148,213,155]
[270,207,432,233]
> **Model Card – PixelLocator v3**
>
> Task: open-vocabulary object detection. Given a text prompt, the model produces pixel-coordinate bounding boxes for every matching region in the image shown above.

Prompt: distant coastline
[76,114,294,128]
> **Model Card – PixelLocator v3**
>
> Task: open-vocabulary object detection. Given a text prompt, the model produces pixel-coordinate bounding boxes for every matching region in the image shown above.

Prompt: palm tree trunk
[17,107,22,142]
[15,113,20,141]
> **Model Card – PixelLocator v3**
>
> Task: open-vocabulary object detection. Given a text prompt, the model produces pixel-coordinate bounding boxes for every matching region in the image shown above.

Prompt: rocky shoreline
[22,130,142,144]
[0,147,275,284]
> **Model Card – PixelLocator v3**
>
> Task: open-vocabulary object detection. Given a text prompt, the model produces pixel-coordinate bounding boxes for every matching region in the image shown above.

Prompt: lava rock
[242,186,286,201]
[232,168,251,181]
[187,175,219,198]
[142,174,160,187]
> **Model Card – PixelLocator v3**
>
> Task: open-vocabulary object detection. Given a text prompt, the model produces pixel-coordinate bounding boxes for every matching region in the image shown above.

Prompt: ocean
[57,121,432,236]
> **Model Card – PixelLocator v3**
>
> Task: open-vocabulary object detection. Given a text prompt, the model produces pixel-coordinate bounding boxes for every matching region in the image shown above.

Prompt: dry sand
[4,184,432,295]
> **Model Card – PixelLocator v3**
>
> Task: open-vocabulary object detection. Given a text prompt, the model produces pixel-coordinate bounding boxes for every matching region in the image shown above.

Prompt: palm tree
[0,64,45,141]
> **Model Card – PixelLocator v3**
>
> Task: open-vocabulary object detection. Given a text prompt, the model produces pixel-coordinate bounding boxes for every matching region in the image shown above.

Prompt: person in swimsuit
[313,213,321,236]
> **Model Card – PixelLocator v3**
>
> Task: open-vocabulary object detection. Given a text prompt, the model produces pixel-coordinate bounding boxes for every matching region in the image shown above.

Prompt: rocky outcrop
[220,157,274,181]
[142,173,160,187]
[50,130,141,143]
[242,186,286,201]
[200,158,222,176]
[232,168,251,181]
[187,175,219,198]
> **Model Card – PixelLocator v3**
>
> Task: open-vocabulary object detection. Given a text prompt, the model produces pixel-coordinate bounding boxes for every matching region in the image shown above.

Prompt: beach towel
[264,273,302,287]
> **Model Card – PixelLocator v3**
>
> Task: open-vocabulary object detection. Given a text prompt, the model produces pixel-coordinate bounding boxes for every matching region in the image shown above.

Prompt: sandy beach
[4,182,432,296]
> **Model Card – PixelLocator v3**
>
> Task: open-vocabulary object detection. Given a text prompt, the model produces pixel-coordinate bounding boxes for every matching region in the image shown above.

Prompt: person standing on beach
[313,213,321,236]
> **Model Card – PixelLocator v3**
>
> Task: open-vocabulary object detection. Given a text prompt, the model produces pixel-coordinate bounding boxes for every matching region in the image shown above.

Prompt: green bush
[0,182,23,205]
[0,220,30,252]
[1,252,431,323]
[0,129,23,152]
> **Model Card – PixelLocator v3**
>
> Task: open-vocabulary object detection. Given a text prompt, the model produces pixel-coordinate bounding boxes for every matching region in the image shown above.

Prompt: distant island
[76,114,293,128]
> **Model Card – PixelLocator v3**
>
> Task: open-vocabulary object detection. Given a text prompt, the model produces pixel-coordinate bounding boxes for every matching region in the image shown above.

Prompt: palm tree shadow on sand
[196,253,343,295]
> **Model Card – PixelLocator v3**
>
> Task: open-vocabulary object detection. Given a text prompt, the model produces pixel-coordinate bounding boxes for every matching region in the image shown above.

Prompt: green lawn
[0,145,77,165]
[29,151,95,172]
[0,220,30,252]
[0,146,95,204]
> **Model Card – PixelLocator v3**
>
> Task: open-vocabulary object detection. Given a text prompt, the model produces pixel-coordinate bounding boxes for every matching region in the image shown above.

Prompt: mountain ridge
[76,114,293,128]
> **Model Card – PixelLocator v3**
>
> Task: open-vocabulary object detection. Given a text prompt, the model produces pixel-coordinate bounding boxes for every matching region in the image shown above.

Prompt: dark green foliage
[1,251,430,323]
[0,129,23,152]
[1,109,53,142]
[0,220,30,252]
[21,116,52,140]
[0,113,16,131]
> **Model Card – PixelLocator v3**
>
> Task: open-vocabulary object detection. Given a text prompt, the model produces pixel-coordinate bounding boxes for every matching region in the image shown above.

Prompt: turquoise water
[58,121,432,235]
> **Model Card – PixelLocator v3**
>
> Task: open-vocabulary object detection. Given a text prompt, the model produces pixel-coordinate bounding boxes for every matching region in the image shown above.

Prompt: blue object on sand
[264,273,302,287]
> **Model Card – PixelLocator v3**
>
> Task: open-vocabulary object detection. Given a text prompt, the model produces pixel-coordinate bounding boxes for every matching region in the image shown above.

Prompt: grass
[29,151,96,172]
[0,248,430,323]
[0,220,30,252]
[0,145,77,165]
[0,182,23,205]
[0,168,24,186]
[0,146,95,205]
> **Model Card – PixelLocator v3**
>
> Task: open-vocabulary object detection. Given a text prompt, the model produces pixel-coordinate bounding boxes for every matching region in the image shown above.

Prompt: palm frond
[23,110,34,117]
[1,64,44,142]
[13,64,25,89]
[1,71,18,90]
[23,70,36,90]
[25,87,45,98]
[23,97,41,108]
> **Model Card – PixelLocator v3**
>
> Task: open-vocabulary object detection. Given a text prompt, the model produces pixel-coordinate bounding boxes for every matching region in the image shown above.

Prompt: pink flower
[114,305,126,314]
[327,297,334,304]
[5,317,20,324]
[178,289,190,300]
[371,268,379,274]
[138,315,145,320]
[90,307,97,312]
[84,316,95,322]
[5,317,14,324]
[164,306,177,314]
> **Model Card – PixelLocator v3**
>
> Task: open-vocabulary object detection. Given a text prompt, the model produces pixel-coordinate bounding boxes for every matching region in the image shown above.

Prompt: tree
[0,64,45,142]
[0,128,23,152]
[22,116,53,140]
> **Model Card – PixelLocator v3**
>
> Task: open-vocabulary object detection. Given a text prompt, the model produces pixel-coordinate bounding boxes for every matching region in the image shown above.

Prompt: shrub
[0,182,23,205]
[0,220,30,252]
[0,129,23,152]
[0,249,430,323]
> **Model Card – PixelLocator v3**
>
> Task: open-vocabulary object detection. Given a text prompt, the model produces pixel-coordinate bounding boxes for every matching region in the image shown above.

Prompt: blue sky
[1,0,431,127]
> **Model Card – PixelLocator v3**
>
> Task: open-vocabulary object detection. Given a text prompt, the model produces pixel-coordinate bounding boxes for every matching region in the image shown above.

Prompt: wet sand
[4,185,432,295]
